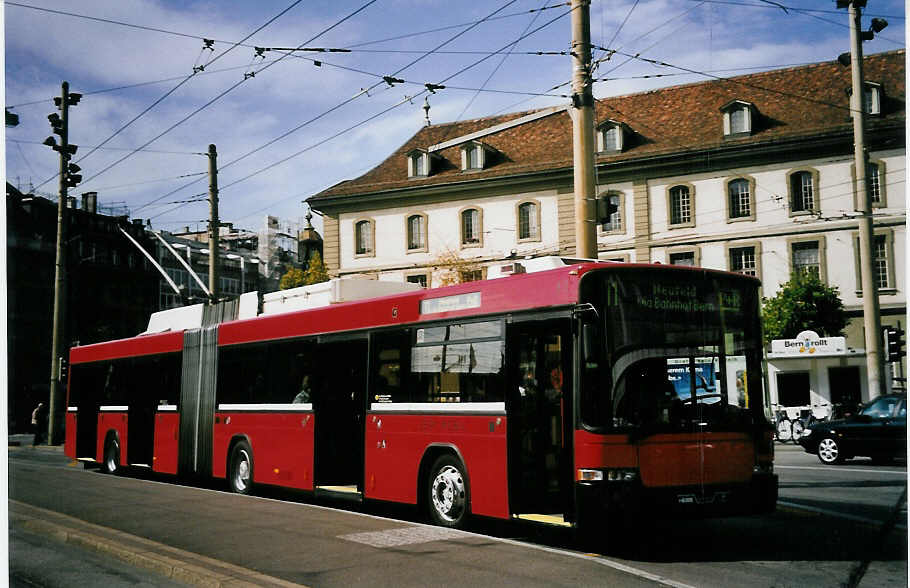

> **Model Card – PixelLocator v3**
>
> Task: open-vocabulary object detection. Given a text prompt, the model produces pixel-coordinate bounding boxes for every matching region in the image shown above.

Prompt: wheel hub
[432,465,465,522]
[819,439,838,463]
[234,451,250,490]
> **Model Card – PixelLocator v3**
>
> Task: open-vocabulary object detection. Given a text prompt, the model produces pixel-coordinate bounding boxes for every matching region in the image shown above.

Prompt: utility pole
[45,82,82,444]
[841,0,885,399]
[570,0,597,259]
[207,144,220,301]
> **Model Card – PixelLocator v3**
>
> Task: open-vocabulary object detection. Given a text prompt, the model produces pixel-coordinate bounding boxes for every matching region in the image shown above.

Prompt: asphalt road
[8,444,908,588]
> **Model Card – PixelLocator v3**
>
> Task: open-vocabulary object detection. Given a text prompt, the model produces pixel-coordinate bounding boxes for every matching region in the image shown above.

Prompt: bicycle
[773,409,793,443]
[791,404,832,440]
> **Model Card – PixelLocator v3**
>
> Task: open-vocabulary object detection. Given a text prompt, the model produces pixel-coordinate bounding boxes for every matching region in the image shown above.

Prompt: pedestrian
[31,402,47,446]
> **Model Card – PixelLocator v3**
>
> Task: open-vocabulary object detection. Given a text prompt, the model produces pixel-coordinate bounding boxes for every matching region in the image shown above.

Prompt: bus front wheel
[228,441,254,495]
[427,454,469,528]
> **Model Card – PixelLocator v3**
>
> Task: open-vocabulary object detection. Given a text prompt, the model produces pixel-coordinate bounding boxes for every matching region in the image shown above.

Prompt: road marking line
[776,465,907,475]
[778,501,907,530]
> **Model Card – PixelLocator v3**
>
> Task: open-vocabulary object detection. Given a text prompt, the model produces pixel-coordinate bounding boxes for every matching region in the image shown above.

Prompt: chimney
[81,191,97,214]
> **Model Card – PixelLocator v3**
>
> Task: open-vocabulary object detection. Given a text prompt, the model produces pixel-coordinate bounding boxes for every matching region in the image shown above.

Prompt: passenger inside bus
[293,375,312,404]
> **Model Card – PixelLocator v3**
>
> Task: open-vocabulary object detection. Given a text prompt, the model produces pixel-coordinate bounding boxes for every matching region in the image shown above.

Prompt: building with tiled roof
[309,50,905,406]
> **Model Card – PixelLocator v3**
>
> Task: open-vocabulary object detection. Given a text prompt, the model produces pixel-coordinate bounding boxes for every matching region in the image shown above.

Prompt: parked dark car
[798,394,906,465]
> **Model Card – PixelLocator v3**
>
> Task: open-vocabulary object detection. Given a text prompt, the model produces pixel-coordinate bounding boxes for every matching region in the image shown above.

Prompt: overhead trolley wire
[80,0,379,197]
[31,0,310,192]
[140,0,526,216]
[148,1,574,222]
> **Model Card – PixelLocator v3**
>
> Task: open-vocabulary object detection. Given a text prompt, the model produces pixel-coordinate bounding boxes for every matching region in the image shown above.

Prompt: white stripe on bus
[216,403,313,412]
[157,405,177,412]
[369,402,505,414]
[67,407,77,412]
[99,406,128,412]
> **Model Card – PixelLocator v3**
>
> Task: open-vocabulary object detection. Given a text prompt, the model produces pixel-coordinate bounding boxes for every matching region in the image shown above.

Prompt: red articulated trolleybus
[65,258,777,535]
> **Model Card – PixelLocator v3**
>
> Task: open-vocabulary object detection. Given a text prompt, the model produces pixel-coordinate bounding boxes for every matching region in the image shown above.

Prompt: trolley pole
[207,144,220,302]
[845,1,884,399]
[48,82,73,445]
[570,0,597,259]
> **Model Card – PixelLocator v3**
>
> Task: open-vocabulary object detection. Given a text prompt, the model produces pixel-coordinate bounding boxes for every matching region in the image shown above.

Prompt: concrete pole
[48,81,71,445]
[208,144,220,301]
[570,0,597,259]
[848,2,884,399]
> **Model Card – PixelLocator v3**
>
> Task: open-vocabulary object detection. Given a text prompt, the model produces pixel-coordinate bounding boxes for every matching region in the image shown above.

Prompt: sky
[3,0,905,236]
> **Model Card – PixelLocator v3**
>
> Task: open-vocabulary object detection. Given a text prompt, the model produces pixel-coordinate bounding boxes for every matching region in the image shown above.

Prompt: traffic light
[65,163,82,188]
[48,112,63,135]
[883,326,905,363]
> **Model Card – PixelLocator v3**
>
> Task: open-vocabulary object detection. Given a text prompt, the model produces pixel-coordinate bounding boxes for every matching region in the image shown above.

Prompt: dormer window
[864,82,882,115]
[460,141,489,171]
[407,149,430,178]
[596,120,627,153]
[720,100,754,137]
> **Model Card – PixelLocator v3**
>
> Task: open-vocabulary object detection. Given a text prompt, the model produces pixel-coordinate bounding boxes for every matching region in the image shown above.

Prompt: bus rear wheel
[427,454,469,528]
[228,441,254,495]
[101,437,120,475]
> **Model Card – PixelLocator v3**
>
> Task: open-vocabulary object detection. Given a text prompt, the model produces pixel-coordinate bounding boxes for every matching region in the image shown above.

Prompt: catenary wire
[147,1,575,222]
[79,0,378,193]
[138,0,528,216]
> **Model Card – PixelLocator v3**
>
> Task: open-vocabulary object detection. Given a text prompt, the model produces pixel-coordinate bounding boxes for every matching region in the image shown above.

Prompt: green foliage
[302,252,330,285]
[761,271,848,345]
[278,253,330,290]
[279,267,306,290]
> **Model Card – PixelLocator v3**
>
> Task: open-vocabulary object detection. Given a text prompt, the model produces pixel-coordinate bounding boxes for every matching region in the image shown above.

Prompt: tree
[302,251,330,285]
[761,271,848,345]
[431,248,484,286]
[279,267,306,290]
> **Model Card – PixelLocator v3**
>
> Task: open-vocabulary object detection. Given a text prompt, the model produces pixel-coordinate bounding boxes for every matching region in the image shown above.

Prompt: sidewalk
[10,500,305,587]
[8,433,63,449]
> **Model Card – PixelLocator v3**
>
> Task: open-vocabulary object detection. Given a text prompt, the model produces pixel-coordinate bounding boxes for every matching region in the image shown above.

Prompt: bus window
[371,330,410,404]
[411,320,504,403]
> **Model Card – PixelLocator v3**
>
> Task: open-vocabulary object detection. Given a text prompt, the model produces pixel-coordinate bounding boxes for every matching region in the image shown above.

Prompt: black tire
[101,436,120,475]
[817,437,843,465]
[427,454,469,528]
[228,441,254,495]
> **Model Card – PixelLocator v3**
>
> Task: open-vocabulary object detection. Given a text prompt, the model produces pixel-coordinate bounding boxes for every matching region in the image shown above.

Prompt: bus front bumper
[577,472,778,521]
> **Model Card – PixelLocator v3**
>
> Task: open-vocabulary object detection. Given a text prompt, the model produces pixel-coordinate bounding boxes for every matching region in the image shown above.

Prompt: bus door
[507,319,573,518]
[313,336,367,493]
[70,362,105,459]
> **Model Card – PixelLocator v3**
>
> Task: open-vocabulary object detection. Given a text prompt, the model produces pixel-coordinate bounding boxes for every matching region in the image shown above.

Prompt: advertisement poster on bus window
[666,356,748,407]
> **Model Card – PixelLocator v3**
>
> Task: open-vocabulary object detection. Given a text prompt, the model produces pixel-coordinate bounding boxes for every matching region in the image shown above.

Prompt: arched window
[597,192,623,232]
[517,201,539,241]
[668,185,692,226]
[728,178,752,219]
[355,220,373,256]
[789,170,816,213]
[461,208,481,246]
[407,214,426,251]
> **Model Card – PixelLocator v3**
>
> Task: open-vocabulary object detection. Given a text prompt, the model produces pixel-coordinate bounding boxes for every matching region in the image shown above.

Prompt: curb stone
[11,500,306,587]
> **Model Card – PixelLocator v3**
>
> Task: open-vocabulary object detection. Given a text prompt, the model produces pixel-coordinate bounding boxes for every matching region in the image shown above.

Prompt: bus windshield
[580,268,767,434]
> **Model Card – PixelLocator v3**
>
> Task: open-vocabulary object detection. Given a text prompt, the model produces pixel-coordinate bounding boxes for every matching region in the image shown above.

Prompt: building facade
[309,51,906,408]
[6,187,158,433]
